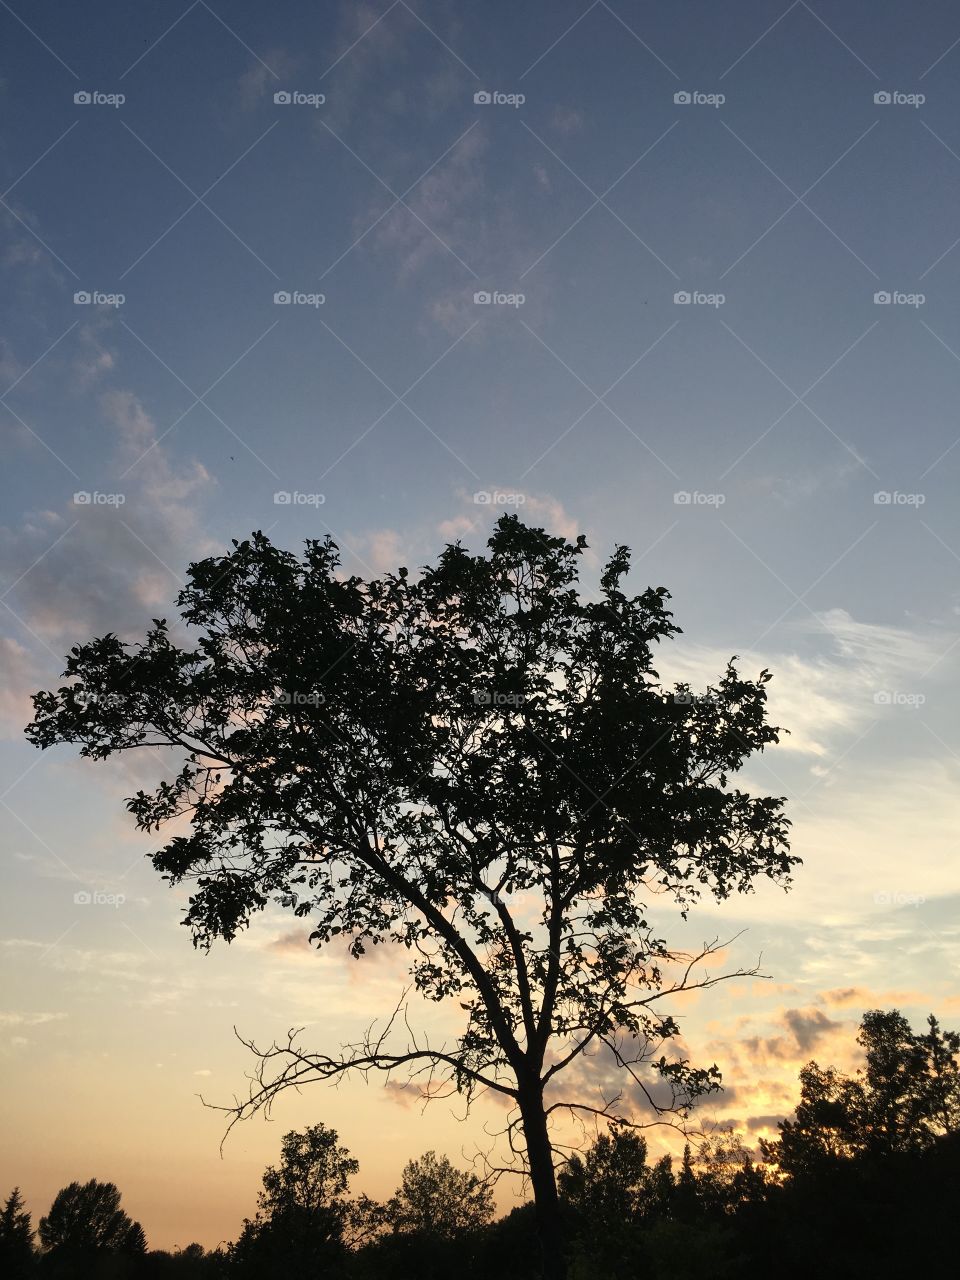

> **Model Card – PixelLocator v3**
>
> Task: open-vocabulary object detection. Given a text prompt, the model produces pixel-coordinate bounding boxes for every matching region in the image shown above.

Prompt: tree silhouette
[230,1124,356,1278]
[763,1008,960,1177]
[386,1150,494,1239]
[558,1127,672,1278]
[38,1180,146,1258]
[27,516,795,1280]
[0,1188,36,1278]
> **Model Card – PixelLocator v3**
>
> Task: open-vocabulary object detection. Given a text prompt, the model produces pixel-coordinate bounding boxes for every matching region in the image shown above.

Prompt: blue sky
[3,0,960,1250]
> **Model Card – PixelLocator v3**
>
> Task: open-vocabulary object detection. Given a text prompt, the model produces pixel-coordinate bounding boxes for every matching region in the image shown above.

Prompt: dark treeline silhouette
[4,1008,958,1280]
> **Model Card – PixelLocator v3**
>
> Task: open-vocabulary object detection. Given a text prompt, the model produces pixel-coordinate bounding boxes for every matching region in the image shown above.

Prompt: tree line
[3,1007,958,1279]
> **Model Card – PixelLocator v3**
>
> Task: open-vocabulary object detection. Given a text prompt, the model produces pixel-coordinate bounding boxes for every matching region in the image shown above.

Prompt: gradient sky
[3,0,960,1252]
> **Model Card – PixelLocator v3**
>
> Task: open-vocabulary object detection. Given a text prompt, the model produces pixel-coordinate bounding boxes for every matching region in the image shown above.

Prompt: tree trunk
[519,1084,567,1280]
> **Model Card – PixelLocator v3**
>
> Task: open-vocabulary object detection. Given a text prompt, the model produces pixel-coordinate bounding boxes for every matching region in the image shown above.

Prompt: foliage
[385,1149,494,1238]
[0,1187,36,1278]
[38,1180,146,1258]
[27,516,795,1280]
[229,1124,356,1278]
[10,1011,960,1279]
[762,1008,960,1176]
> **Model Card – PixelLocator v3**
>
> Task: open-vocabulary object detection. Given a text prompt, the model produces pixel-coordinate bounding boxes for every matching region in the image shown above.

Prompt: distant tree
[0,1187,36,1277]
[230,1124,355,1278]
[386,1150,493,1239]
[38,1180,146,1258]
[353,1152,493,1280]
[754,1011,960,1279]
[764,1009,960,1177]
[558,1128,672,1278]
[692,1129,768,1214]
[28,516,796,1280]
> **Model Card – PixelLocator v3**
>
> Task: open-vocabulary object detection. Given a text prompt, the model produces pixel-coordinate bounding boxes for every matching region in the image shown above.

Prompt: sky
[2,0,960,1252]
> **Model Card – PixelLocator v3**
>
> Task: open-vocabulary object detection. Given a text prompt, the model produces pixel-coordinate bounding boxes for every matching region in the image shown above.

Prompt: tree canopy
[37,1179,146,1257]
[28,515,796,1280]
[763,1008,960,1177]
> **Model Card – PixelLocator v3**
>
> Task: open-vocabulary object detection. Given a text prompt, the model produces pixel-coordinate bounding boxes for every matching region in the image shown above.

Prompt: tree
[38,1180,146,1257]
[28,516,796,1280]
[558,1127,673,1279]
[558,1127,670,1225]
[230,1124,356,1277]
[763,1009,960,1177]
[386,1150,493,1239]
[0,1188,36,1277]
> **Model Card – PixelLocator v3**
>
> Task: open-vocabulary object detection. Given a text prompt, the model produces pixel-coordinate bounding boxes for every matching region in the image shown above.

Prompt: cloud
[1,386,217,748]
[782,1006,842,1053]
[0,1011,67,1026]
[0,636,42,739]
[656,609,952,759]
[344,527,409,575]
[237,49,300,110]
[819,986,870,1007]
[746,1113,785,1132]
[366,125,488,282]
[266,929,314,958]
[551,106,585,135]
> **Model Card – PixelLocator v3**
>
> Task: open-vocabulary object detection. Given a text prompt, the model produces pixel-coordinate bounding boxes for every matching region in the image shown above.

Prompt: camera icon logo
[472,689,492,704]
[474,90,492,105]
[673,290,691,304]
[674,91,691,105]
[274,91,292,104]
[74,91,91,105]
[73,890,92,904]
[873,291,891,304]
[473,490,492,504]
[73,290,92,305]
[874,91,891,105]
[73,491,92,504]
[273,291,291,304]
[473,291,491,305]
[274,491,292,504]
[673,491,692,504]
[873,690,892,704]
